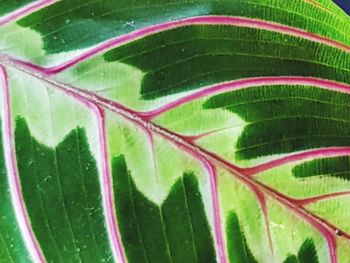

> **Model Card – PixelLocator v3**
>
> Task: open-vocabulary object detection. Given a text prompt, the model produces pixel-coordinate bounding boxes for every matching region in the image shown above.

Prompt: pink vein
[0,0,57,26]
[257,181,339,263]
[133,123,340,263]
[126,108,229,262]
[91,106,127,263]
[14,15,350,74]
[243,147,350,176]
[2,59,346,263]
[203,161,228,263]
[0,61,128,262]
[145,130,159,182]
[194,141,340,263]
[0,66,46,262]
[146,129,341,263]
[140,77,350,120]
[292,191,350,206]
[184,126,238,142]
[5,60,127,263]
[251,185,274,256]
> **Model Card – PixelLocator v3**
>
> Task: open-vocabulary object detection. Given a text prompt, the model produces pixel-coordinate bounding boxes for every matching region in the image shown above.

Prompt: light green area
[265,196,328,263]
[7,67,104,169]
[307,197,350,233]
[105,110,213,208]
[155,97,246,136]
[58,57,150,110]
[0,23,84,67]
[257,164,350,199]
[336,238,350,263]
[218,166,331,263]
[218,168,272,263]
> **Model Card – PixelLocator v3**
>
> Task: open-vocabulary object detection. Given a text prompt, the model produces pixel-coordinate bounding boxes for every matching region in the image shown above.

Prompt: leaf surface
[0,1,350,263]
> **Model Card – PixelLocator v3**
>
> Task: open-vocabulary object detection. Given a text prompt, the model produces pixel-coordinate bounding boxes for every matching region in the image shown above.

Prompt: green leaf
[226,211,258,263]
[0,0,34,16]
[204,85,350,159]
[1,0,350,263]
[0,123,31,262]
[113,155,216,263]
[15,117,113,262]
[293,156,350,180]
[283,238,319,263]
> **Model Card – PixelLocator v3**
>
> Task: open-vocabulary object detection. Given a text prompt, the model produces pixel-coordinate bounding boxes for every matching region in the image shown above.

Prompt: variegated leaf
[0,1,350,263]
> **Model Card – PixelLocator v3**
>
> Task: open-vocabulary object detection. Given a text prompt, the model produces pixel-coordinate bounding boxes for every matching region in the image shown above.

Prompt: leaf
[15,117,113,262]
[283,238,319,263]
[0,122,31,262]
[0,0,350,263]
[113,155,216,263]
[226,211,258,263]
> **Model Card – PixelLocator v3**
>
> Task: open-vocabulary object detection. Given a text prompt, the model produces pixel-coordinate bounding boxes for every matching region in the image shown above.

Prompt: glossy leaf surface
[0,1,350,263]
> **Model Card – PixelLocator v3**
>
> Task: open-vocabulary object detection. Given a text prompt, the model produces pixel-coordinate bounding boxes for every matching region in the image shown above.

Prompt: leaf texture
[0,1,350,263]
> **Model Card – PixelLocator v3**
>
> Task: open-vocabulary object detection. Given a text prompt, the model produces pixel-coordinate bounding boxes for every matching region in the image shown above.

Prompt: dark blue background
[334,0,350,14]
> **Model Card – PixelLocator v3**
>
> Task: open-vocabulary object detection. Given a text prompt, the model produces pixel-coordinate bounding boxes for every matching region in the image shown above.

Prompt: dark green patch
[293,156,350,180]
[298,238,319,263]
[283,238,319,263]
[17,0,350,54]
[204,85,350,160]
[112,155,216,263]
[226,212,319,263]
[103,25,350,99]
[0,122,31,262]
[0,0,34,16]
[15,117,112,262]
[226,211,257,263]
[283,255,299,263]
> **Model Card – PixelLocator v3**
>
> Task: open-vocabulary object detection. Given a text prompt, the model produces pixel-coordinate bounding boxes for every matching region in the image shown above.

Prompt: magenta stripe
[141,76,350,120]
[13,15,350,74]
[251,186,274,256]
[243,147,350,176]
[184,126,236,142]
[92,106,127,263]
[294,191,350,206]
[203,160,228,263]
[0,66,46,262]
[0,0,57,26]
